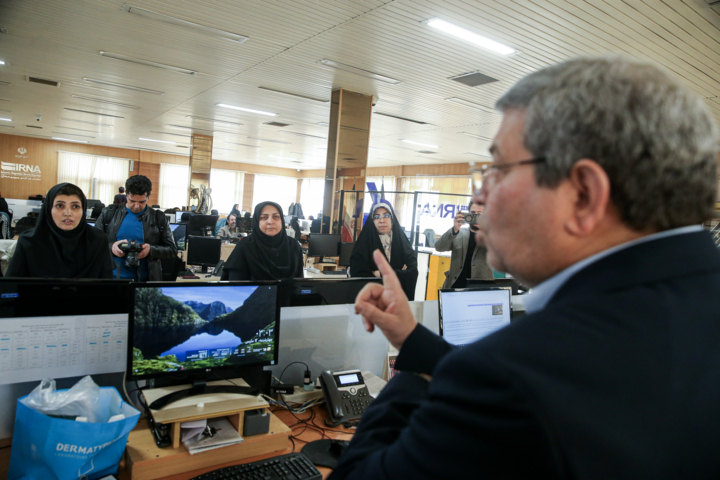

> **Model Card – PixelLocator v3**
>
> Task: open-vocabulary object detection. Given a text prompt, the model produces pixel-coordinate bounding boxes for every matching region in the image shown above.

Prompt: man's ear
[565,159,611,236]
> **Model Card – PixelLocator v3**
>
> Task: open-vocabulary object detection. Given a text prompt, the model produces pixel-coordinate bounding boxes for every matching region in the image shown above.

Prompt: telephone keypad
[341,387,372,418]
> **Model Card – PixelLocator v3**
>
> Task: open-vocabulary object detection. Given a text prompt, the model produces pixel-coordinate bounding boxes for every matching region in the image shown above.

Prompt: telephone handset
[320,370,373,427]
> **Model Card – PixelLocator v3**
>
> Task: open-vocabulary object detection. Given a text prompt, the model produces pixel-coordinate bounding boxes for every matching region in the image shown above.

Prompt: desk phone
[320,370,373,427]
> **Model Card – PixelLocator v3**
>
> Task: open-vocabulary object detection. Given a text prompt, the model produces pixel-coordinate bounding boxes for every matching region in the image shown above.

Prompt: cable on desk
[273,362,311,388]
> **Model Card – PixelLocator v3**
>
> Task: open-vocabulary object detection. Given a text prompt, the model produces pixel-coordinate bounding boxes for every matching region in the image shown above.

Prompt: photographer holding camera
[95,175,177,281]
[434,200,493,288]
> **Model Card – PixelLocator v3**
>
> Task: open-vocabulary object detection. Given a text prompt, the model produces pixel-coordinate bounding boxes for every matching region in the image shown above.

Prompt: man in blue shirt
[96,175,177,281]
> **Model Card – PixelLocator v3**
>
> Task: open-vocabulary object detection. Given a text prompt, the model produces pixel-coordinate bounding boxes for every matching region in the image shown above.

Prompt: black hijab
[223,201,302,281]
[349,201,418,299]
[5,183,112,279]
[229,204,241,218]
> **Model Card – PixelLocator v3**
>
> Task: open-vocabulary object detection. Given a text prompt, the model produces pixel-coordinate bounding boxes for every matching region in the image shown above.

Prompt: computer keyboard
[190,452,321,480]
[322,270,347,276]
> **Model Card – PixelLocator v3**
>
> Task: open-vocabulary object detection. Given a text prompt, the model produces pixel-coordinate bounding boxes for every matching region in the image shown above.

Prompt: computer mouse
[330,440,350,457]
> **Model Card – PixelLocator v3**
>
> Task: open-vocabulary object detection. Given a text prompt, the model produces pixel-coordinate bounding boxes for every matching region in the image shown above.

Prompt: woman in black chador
[5,183,113,279]
[221,201,303,281]
[349,201,418,300]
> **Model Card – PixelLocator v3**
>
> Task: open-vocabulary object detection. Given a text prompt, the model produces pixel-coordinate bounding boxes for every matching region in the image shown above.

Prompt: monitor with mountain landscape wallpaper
[127,283,279,381]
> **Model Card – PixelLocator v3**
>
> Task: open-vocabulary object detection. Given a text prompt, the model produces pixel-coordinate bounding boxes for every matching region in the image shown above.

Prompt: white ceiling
[1,0,719,171]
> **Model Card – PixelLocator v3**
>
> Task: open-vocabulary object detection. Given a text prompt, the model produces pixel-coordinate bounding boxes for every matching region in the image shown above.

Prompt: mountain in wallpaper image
[131,286,276,375]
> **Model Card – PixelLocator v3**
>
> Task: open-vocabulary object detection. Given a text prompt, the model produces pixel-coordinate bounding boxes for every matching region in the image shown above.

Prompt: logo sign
[1,161,42,181]
[17,147,27,155]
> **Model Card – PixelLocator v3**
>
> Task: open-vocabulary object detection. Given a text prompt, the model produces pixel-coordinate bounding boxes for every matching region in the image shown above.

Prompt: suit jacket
[434,226,494,288]
[330,230,720,479]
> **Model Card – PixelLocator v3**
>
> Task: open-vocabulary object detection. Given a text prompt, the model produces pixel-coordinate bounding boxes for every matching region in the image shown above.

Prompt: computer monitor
[86,199,102,210]
[290,277,382,306]
[338,242,354,267]
[438,288,512,347]
[175,211,186,223]
[127,282,280,405]
[301,220,310,232]
[308,234,341,263]
[466,278,528,295]
[169,223,180,232]
[186,236,221,273]
[0,279,131,386]
[86,221,95,227]
[187,214,218,236]
[284,215,293,225]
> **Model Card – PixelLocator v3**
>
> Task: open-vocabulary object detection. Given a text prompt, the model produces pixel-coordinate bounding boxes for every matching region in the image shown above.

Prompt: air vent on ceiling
[263,122,291,127]
[449,72,498,87]
[27,76,61,87]
[0,28,7,35]
[418,151,437,154]
[373,112,428,124]
[26,125,42,129]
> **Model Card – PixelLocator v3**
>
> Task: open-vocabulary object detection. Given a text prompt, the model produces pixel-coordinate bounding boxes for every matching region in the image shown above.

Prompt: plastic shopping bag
[8,378,140,480]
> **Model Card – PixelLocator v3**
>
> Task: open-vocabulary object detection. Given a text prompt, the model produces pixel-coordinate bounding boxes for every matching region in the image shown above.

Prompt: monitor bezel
[437,287,513,341]
[186,235,222,268]
[126,280,282,382]
[307,233,341,257]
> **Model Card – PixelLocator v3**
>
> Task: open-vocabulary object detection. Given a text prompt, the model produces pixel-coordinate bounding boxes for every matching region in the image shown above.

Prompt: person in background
[5,183,113,279]
[229,203,241,218]
[238,211,252,234]
[113,186,126,205]
[218,213,241,238]
[221,201,302,281]
[95,175,177,281]
[349,201,418,300]
[434,200,494,288]
[0,216,37,276]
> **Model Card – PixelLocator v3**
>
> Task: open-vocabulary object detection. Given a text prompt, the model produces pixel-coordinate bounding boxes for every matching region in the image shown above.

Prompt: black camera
[463,213,481,223]
[119,240,144,268]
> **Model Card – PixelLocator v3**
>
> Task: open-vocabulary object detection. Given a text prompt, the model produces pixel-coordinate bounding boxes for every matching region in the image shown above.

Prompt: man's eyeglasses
[372,213,392,220]
[470,157,546,193]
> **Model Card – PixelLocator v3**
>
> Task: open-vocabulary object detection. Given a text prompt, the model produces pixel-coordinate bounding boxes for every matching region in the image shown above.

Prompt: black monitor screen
[308,234,341,257]
[176,211,187,223]
[169,223,180,232]
[338,242,354,267]
[187,236,221,267]
[128,283,279,381]
[290,277,382,306]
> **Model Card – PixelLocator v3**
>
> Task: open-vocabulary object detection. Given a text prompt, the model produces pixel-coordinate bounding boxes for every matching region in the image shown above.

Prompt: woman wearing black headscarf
[221,201,303,281]
[350,201,418,300]
[5,183,114,279]
[229,204,241,218]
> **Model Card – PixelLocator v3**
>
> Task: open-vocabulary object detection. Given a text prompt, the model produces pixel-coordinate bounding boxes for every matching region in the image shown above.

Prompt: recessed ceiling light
[186,115,243,127]
[217,103,277,116]
[258,87,329,103]
[83,78,164,95]
[317,122,329,127]
[426,19,516,55]
[268,155,297,161]
[0,117,12,122]
[213,147,237,152]
[0,124,14,128]
[0,61,5,65]
[279,131,327,140]
[319,59,401,85]
[0,81,11,86]
[64,108,124,119]
[71,95,140,109]
[446,98,496,113]
[56,126,103,134]
[60,118,114,127]
[247,137,290,145]
[139,137,176,144]
[122,5,248,43]
[400,139,439,148]
[460,132,492,140]
[0,98,10,102]
[51,132,95,138]
[52,137,88,143]
[373,111,428,124]
[166,124,214,134]
[99,51,197,75]
[224,142,261,148]
[151,131,191,138]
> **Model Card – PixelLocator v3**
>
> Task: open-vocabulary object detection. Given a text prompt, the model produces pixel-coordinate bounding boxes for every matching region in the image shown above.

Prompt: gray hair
[495,55,719,231]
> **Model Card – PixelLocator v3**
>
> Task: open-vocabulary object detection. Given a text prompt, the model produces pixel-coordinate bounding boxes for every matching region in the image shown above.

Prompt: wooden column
[322,88,373,235]
[188,134,212,208]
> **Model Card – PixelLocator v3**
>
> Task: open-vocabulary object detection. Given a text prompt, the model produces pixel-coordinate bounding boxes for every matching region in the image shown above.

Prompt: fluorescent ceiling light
[446,98,496,114]
[279,131,327,140]
[0,61,5,65]
[400,139,439,148]
[166,124,214,134]
[139,137,176,144]
[427,19,516,55]
[319,59,401,85]
[151,131,191,138]
[52,132,94,138]
[460,132,492,140]
[258,86,329,103]
[247,137,290,145]
[465,152,492,158]
[52,137,88,143]
[369,146,391,152]
[60,118,114,127]
[317,122,329,127]
[83,78,164,95]
[0,117,12,122]
[0,98,10,101]
[56,126,103,134]
[0,81,11,86]
[213,147,237,152]
[269,155,297,161]
[99,51,197,75]
[217,103,277,116]
[64,108,124,119]
[224,142,261,148]
[186,115,243,127]
[71,95,140,109]
[0,124,14,128]
[122,5,248,43]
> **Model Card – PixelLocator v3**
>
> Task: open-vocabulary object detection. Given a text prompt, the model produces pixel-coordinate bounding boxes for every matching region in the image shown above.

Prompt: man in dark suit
[330,56,720,479]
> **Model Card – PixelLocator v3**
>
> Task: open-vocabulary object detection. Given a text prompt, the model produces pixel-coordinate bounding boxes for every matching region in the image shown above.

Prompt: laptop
[438,288,512,347]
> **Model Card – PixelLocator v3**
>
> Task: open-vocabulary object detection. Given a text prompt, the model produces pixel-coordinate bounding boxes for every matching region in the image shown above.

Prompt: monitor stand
[148,379,259,410]
[317,256,336,264]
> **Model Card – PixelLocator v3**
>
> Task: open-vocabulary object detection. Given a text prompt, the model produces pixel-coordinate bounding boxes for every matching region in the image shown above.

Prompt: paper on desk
[183,417,243,455]
[180,418,207,442]
[362,370,387,399]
